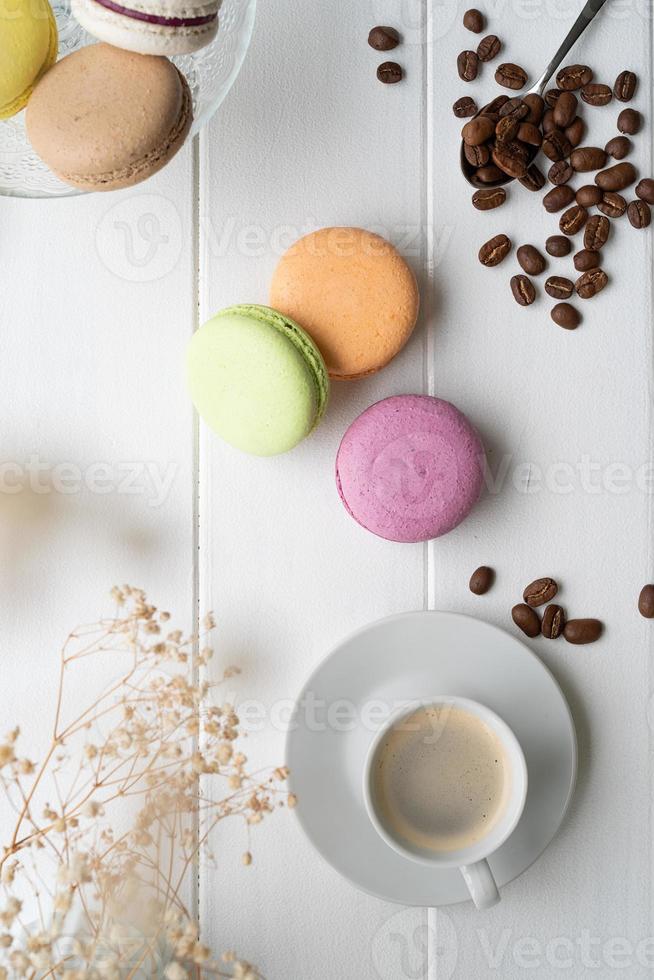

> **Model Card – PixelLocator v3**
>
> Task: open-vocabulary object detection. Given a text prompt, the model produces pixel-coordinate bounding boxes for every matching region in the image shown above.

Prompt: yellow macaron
[0,0,58,120]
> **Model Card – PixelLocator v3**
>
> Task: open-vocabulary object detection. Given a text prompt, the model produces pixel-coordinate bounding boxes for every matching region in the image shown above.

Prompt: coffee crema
[371,704,510,854]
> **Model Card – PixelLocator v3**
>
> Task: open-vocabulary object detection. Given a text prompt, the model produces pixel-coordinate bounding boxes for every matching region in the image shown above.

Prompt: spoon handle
[532,0,610,94]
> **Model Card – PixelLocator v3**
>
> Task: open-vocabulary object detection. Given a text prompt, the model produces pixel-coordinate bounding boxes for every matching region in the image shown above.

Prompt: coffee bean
[453,96,478,118]
[553,91,578,128]
[463,8,484,32]
[548,160,574,185]
[523,93,544,124]
[584,214,611,249]
[472,187,507,211]
[557,65,593,90]
[483,94,510,115]
[542,604,566,638]
[542,130,572,162]
[559,205,588,235]
[581,83,612,106]
[543,185,575,212]
[465,143,491,166]
[546,235,572,257]
[605,135,631,160]
[377,62,403,84]
[618,107,642,134]
[457,50,479,82]
[492,141,530,179]
[512,604,541,638]
[636,178,654,204]
[495,115,520,142]
[477,34,501,62]
[627,199,651,229]
[479,234,512,266]
[462,115,495,146]
[496,96,523,118]
[517,244,546,275]
[575,268,608,298]
[614,70,637,102]
[510,274,536,306]
[574,249,601,272]
[545,275,574,299]
[551,302,580,329]
[469,566,494,595]
[368,26,400,51]
[475,164,505,184]
[523,577,558,607]
[517,122,542,146]
[570,146,607,172]
[519,165,546,192]
[563,619,603,644]
[595,162,637,192]
[542,110,557,134]
[545,88,561,107]
[576,184,603,207]
[597,193,626,218]
[565,117,586,147]
[495,63,528,90]
[638,584,654,618]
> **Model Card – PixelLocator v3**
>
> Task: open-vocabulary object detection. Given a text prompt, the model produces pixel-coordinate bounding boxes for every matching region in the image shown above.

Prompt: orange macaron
[269,227,420,381]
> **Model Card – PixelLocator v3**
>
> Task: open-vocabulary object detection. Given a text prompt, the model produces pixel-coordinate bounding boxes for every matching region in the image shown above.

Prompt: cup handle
[460,859,501,910]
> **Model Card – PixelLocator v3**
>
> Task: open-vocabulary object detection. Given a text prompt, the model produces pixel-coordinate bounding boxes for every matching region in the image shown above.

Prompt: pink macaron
[335,395,485,543]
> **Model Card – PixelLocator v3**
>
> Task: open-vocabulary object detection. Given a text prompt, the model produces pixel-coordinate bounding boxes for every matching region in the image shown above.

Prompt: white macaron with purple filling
[71,0,221,55]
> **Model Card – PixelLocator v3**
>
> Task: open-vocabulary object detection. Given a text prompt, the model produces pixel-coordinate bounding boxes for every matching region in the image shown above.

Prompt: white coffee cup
[363,696,528,909]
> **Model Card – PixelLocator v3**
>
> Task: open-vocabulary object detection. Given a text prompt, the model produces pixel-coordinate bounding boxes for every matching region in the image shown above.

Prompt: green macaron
[187,305,330,456]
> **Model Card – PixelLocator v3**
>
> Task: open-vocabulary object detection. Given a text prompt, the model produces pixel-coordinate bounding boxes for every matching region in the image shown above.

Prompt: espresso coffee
[371,704,510,854]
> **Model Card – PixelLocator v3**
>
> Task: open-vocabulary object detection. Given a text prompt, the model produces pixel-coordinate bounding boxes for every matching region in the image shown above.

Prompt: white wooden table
[2,1,654,976]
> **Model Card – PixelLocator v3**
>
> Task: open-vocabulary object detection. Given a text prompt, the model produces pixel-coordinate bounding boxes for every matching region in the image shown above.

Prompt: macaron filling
[89,0,216,27]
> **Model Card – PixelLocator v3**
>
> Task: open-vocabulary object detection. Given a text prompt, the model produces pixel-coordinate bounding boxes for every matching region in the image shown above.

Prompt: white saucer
[286,611,577,907]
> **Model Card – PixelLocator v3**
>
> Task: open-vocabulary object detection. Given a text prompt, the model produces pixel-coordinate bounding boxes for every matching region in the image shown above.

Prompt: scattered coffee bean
[477,34,501,62]
[495,114,520,142]
[479,233,512,266]
[553,91,578,128]
[377,62,403,84]
[565,117,586,147]
[581,83,612,106]
[517,244,546,275]
[551,302,580,329]
[523,93,545,124]
[510,274,536,306]
[548,160,573,185]
[584,214,611,249]
[472,187,507,211]
[465,143,491,166]
[574,249,601,272]
[495,63,528,90]
[517,122,542,146]
[605,135,631,160]
[457,50,479,81]
[492,141,530,179]
[559,204,588,235]
[576,185,603,207]
[595,162,636,191]
[575,268,608,298]
[462,115,495,146]
[542,129,572,162]
[563,619,603,645]
[453,96,478,118]
[570,146,607,172]
[368,26,400,51]
[618,107,642,134]
[545,88,561,107]
[512,603,541,638]
[519,165,546,191]
[557,65,593,90]
[475,164,505,183]
[545,275,574,299]
[469,565,495,595]
[523,577,558,608]
[636,178,654,204]
[546,235,572,257]
[614,70,637,102]
[542,604,566,638]
[627,199,651,228]
[463,8,485,32]
[542,110,556,134]
[638,584,654,618]
[597,193,626,219]
[543,185,575,212]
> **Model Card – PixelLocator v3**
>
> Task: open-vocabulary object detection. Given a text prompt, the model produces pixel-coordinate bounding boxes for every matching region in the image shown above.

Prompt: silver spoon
[460,0,610,188]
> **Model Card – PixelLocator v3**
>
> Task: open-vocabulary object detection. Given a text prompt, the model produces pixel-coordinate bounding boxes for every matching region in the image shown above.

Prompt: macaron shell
[25,43,192,190]
[0,0,58,120]
[336,395,485,543]
[270,227,420,380]
[71,0,219,55]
